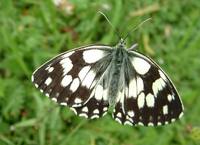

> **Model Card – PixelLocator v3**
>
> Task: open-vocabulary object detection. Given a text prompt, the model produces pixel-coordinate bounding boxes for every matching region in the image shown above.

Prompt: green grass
[0,0,200,145]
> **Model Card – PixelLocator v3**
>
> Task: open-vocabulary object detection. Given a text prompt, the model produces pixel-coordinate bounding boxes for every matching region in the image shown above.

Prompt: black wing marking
[112,51,184,126]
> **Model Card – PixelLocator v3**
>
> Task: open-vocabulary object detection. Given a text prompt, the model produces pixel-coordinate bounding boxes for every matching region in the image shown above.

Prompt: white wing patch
[163,105,168,115]
[82,70,96,88]
[83,49,105,63]
[158,70,168,81]
[145,93,155,107]
[136,76,144,94]
[95,85,104,100]
[45,77,52,86]
[128,79,137,98]
[82,106,88,112]
[167,94,173,102]
[60,58,73,75]
[127,111,134,117]
[70,78,80,92]
[74,98,82,104]
[137,92,145,109]
[152,78,166,97]
[132,57,151,75]
[93,109,99,114]
[78,66,91,81]
[47,67,54,73]
[61,75,72,87]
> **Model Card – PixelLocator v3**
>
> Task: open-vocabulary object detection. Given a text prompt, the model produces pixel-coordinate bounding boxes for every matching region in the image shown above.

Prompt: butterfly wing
[112,50,184,126]
[32,45,112,118]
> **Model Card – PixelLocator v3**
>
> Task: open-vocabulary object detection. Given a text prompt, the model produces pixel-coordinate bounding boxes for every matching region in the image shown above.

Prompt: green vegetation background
[0,0,200,145]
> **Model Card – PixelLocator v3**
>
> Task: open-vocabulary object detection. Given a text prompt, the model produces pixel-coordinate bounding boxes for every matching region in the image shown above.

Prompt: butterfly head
[116,38,126,49]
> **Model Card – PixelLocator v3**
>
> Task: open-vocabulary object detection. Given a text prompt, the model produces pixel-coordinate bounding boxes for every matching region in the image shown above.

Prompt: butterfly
[31,37,184,126]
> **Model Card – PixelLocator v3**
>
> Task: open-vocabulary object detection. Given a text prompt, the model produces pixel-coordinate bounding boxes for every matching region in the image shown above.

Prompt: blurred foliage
[0,0,200,145]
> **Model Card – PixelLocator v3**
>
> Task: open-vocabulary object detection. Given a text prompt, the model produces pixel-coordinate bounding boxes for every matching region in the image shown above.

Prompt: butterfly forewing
[32,45,113,118]
[112,50,184,126]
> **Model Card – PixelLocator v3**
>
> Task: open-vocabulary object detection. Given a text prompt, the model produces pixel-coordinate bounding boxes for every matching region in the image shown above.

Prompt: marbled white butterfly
[32,37,184,126]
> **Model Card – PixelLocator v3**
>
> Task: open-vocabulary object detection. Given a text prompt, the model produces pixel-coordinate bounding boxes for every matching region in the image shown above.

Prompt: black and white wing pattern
[32,45,112,119]
[112,50,184,126]
[32,41,184,127]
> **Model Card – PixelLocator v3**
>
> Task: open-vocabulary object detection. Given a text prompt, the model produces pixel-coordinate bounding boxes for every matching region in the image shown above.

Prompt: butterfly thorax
[107,44,128,106]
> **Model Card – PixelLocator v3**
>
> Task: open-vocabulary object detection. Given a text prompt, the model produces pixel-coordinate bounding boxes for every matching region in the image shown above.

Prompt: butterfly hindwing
[112,50,184,126]
[32,45,112,118]
[70,68,110,119]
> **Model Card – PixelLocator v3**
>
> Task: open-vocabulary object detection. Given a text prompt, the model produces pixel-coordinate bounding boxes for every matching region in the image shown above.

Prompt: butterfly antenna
[98,11,121,40]
[123,18,152,42]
